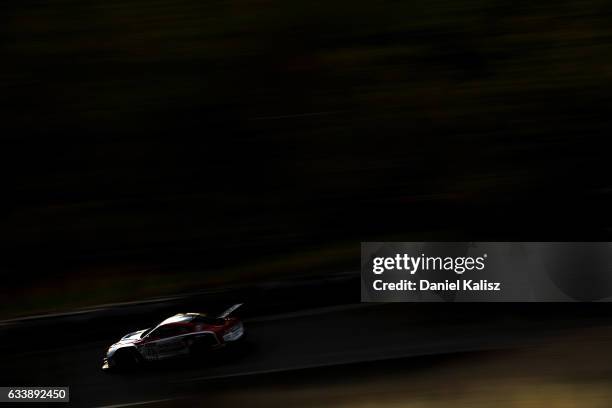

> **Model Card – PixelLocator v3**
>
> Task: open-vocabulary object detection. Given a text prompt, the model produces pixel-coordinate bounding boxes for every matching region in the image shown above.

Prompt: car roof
[158,313,207,326]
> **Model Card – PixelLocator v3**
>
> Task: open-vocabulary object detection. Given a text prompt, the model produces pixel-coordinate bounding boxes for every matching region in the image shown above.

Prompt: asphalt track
[3,301,610,408]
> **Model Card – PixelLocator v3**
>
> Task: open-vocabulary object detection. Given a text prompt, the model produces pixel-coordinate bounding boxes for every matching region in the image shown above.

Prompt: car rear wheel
[188,333,218,357]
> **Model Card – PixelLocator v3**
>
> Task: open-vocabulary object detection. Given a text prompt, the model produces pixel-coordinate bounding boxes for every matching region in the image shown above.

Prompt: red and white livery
[102,304,245,371]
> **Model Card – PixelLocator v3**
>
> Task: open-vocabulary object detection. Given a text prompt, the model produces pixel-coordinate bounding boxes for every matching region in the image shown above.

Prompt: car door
[154,326,190,359]
[139,330,162,361]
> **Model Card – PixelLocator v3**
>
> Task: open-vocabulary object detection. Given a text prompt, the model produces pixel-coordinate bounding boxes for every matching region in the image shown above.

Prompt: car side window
[149,325,189,339]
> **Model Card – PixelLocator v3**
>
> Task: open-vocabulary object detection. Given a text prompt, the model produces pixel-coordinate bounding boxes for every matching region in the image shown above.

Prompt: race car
[102,304,245,371]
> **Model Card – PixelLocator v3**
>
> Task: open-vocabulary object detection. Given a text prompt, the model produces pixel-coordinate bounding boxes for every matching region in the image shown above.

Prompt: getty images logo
[372,253,488,275]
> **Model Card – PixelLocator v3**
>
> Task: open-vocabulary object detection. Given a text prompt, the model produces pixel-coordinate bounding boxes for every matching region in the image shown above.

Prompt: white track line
[0,272,358,326]
[0,297,182,326]
[175,344,516,384]
[249,110,343,120]
[94,398,175,408]
[7,304,379,358]
[245,303,378,323]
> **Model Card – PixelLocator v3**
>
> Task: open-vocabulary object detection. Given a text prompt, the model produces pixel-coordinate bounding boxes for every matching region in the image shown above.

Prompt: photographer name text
[373,279,501,291]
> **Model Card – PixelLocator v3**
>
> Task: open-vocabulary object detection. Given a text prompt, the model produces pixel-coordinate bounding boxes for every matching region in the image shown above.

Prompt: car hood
[106,328,150,360]
[109,329,148,349]
[120,329,148,341]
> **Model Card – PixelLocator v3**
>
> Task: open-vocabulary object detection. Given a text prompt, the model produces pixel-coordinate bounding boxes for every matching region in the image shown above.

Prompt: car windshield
[140,327,154,338]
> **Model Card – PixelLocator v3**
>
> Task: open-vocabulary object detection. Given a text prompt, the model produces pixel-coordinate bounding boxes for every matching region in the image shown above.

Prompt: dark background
[2,0,612,317]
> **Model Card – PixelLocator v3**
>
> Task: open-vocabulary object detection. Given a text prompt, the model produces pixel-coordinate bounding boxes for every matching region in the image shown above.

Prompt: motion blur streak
[2,0,612,316]
[197,329,612,408]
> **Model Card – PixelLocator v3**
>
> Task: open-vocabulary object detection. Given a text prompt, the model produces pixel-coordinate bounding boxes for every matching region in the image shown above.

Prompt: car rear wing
[218,303,243,318]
